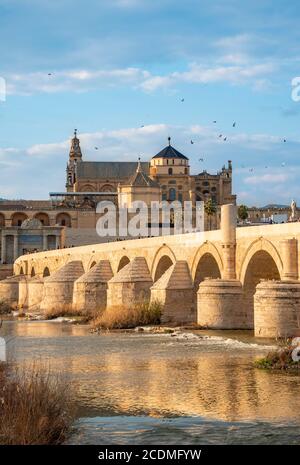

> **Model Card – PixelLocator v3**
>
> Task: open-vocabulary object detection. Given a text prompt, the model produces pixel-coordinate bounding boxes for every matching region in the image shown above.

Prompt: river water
[1,319,300,444]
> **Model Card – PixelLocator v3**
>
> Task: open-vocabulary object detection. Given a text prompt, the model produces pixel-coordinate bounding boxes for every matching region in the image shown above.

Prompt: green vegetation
[255,344,300,371]
[238,204,249,222]
[204,198,217,230]
[94,301,162,330]
[0,362,74,445]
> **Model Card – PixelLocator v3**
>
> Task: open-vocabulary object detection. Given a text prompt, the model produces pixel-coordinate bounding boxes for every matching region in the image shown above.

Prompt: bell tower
[66,129,82,192]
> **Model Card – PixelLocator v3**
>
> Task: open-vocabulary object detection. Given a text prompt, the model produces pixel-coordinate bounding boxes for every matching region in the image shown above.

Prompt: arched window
[168,168,173,175]
[184,168,188,174]
[34,213,50,226]
[169,188,176,201]
[11,213,28,227]
[56,213,71,227]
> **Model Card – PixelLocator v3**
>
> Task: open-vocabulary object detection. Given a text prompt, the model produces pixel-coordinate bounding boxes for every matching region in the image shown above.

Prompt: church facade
[0,131,236,266]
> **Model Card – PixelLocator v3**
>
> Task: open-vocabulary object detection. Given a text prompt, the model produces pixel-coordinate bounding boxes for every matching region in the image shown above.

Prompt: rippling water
[2,320,300,444]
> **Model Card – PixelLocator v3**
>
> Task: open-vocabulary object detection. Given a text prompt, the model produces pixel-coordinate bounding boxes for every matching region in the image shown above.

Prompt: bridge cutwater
[1,204,300,338]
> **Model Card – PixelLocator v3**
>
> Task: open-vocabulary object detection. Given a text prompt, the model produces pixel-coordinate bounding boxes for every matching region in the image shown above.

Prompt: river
[1,319,300,444]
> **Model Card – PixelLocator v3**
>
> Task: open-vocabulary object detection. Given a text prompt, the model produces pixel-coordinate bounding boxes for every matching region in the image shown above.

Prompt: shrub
[255,345,300,371]
[0,362,75,445]
[94,301,162,329]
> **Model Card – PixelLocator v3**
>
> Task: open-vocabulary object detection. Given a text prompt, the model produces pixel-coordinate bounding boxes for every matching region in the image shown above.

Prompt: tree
[238,204,249,222]
[204,198,217,230]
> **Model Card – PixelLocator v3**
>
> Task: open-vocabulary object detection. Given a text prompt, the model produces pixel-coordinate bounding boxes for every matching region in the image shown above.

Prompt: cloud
[3,57,276,96]
[5,68,150,95]
[140,62,276,92]
[244,173,290,185]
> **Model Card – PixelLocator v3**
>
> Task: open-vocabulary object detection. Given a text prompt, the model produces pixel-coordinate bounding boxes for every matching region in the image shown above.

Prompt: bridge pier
[18,275,44,313]
[0,274,27,309]
[107,257,153,308]
[150,260,194,324]
[254,280,300,338]
[197,278,247,329]
[73,260,113,316]
[40,260,84,315]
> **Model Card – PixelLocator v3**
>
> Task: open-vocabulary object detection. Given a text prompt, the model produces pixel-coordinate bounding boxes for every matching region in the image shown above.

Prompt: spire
[69,128,82,161]
[168,136,171,146]
[136,157,142,173]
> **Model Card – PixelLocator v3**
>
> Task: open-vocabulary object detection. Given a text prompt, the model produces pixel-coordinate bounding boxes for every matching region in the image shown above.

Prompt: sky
[1,0,300,206]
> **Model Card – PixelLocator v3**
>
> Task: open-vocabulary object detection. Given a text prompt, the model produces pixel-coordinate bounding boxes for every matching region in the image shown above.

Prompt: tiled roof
[76,161,149,179]
[152,145,188,160]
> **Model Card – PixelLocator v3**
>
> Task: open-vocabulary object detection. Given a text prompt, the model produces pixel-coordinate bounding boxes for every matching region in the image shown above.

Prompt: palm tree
[238,204,249,223]
[204,198,217,230]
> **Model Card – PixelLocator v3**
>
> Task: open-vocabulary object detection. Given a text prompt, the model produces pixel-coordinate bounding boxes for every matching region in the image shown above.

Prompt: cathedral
[0,131,236,269]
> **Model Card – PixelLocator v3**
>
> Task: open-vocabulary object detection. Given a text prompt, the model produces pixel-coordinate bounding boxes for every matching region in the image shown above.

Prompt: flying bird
[249,168,254,172]
[48,73,52,76]
[190,140,194,144]
[283,139,287,142]
[181,98,185,102]
[281,162,286,167]
[223,137,227,141]
[218,134,222,138]
[94,147,99,150]
[213,120,217,123]
[199,158,204,162]
[232,122,236,127]
[140,125,144,128]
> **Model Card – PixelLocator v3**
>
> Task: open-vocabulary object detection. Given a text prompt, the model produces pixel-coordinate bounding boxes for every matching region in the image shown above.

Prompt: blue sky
[1,0,300,205]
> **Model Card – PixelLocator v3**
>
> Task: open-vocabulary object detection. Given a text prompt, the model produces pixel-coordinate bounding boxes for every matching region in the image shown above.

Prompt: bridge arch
[151,245,176,281]
[43,267,50,278]
[239,238,283,285]
[240,239,282,328]
[30,267,35,277]
[192,242,222,295]
[117,256,130,272]
[89,261,97,269]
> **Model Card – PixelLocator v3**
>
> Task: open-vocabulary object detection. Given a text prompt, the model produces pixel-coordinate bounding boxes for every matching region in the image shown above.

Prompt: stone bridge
[2,204,300,338]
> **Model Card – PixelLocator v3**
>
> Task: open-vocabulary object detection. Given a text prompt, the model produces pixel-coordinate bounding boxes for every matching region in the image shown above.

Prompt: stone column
[13,234,19,262]
[280,238,298,281]
[221,204,237,280]
[1,234,6,263]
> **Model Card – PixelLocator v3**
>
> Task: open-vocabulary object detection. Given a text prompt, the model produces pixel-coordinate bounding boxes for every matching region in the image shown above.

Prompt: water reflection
[2,320,300,427]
